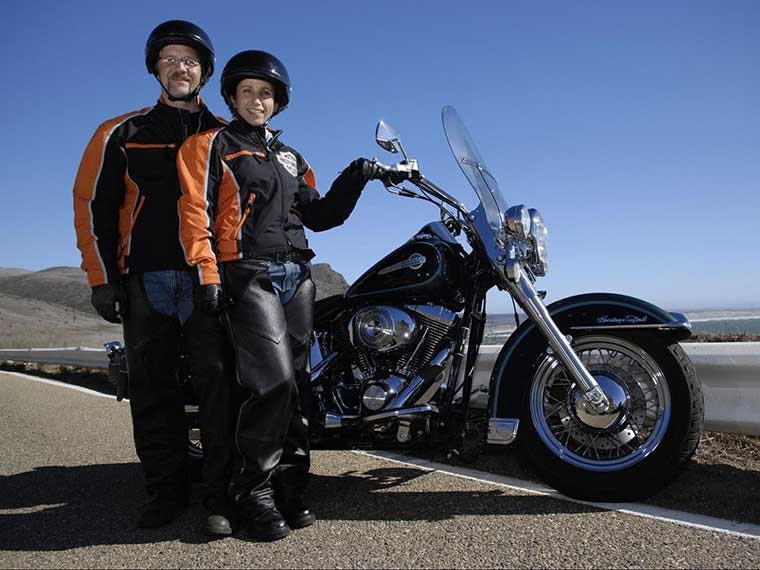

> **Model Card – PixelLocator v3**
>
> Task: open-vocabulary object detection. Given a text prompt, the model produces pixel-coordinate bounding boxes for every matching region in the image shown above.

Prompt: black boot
[137,494,188,529]
[274,473,316,530]
[237,485,290,542]
[278,495,316,529]
[204,495,240,537]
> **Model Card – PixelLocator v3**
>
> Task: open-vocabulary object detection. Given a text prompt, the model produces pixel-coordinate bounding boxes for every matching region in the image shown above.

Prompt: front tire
[519,333,703,502]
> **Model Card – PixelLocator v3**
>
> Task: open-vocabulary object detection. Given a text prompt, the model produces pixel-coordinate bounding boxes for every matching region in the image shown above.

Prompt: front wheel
[519,333,703,502]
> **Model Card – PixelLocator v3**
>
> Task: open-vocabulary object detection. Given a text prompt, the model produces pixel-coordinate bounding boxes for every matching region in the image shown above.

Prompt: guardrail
[2,342,759,436]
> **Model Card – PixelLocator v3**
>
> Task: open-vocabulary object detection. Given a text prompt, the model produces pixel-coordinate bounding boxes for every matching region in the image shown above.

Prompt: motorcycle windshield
[442,106,509,245]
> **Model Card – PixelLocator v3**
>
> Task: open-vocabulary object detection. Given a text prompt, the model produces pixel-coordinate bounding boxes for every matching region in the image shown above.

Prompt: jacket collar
[228,119,283,148]
[154,97,209,117]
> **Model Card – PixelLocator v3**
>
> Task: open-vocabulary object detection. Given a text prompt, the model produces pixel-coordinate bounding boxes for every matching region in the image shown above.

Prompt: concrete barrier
[2,342,759,436]
[471,343,760,437]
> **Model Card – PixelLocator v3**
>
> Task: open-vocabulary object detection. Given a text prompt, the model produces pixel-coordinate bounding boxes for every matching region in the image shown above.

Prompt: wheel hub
[571,374,629,431]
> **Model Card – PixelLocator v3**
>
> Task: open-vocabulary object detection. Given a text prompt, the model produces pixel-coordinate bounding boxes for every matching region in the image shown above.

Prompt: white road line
[6,370,759,540]
[1,370,118,400]
[357,450,760,540]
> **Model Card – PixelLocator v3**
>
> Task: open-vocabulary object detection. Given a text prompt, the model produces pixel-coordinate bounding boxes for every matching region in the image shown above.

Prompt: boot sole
[252,526,291,542]
[287,513,316,529]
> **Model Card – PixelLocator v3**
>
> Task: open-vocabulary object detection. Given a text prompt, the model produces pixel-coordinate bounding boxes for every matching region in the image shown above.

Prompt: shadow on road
[0,463,190,551]
[310,466,599,522]
[0,463,600,550]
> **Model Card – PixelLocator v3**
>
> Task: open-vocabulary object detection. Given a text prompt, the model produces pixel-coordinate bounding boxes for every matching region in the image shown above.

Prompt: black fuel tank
[346,222,466,309]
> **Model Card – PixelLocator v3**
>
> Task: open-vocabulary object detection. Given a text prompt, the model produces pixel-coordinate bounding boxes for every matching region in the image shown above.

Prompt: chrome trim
[570,323,693,331]
[570,311,692,332]
[406,304,461,327]
[348,306,417,353]
[413,345,454,405]
[504,268,611,413]
[505,204,530,237]
[389,346,453,409]
[324,413,360,429]
[377,253,427,275]
[363,404,438,423]
[487,418,520,445]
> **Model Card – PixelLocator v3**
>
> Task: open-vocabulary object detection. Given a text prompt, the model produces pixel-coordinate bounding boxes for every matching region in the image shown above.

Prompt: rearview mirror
[376,120,402,153]
[375,120,408,160]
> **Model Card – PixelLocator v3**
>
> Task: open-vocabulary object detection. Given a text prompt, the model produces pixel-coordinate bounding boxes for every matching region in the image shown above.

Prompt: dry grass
[695,431,760,470]
[687,332,760,343]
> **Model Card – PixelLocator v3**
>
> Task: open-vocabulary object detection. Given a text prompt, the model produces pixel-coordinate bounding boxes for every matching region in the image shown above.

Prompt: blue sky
[0,0,757,312]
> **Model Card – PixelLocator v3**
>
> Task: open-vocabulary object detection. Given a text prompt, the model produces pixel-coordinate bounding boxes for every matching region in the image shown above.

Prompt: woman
[176,50,376,541]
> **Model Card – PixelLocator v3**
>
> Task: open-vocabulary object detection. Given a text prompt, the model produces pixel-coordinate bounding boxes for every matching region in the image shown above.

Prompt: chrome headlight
[505,205,530,237]
[528,208,549,276]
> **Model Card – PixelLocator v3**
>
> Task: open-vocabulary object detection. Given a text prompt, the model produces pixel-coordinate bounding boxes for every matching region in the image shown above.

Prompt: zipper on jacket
[119,195,146,255]
[233,193,256,239]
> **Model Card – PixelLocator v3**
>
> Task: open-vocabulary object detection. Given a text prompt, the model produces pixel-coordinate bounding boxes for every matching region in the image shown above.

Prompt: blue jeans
[141,270,194,324]
[268,261,309,305]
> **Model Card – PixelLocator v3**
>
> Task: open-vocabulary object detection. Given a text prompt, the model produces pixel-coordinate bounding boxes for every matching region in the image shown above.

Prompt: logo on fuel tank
[377,253,427,275]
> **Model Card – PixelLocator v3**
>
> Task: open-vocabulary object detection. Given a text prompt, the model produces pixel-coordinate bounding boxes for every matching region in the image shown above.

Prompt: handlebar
[371,158,469,216]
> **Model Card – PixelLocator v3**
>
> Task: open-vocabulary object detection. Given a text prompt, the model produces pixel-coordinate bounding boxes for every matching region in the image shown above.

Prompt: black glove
[194,283,225,315]
[347,157,379,186]
[91,283,127,324]
[360,158,409,185]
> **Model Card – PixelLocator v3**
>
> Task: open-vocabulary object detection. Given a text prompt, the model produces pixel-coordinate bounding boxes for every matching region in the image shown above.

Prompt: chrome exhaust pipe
[388,345,453,409]
[363,404,438,424]
[322,405,438,429]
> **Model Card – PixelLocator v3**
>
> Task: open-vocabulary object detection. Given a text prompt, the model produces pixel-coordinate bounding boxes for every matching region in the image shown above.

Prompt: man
[73,20,236,535]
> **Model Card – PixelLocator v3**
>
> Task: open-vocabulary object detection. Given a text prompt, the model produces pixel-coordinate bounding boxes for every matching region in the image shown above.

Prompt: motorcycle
[306,107,703,502]
[106,107,704,502]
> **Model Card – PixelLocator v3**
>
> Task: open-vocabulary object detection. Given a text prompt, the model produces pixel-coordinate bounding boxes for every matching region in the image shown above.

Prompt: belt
[255,250,309,263]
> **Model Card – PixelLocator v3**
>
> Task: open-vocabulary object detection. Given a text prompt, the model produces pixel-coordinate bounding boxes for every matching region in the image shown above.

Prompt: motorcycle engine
[329,304,459,414]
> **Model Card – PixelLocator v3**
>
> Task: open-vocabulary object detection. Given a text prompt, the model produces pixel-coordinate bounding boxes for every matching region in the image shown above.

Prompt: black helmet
[145,20,215,85]
[221,50,291,115]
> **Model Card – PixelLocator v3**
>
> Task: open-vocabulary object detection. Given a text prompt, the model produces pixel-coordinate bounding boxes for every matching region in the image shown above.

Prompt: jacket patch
[276,151,298,178]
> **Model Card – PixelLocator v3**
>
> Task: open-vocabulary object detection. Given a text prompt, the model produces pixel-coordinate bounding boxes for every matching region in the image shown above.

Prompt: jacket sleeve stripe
[73,108,150,287]
[177,129,223,285]
[224,150,254,161]
[304,166,317,190]
[124,142,177,149]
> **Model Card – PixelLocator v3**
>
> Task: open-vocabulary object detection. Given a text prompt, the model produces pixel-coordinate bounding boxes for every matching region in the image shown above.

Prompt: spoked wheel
[520,333,703,501]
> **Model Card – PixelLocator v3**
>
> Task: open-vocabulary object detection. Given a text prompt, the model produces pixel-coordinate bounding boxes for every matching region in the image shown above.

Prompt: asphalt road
[1,372,759,569]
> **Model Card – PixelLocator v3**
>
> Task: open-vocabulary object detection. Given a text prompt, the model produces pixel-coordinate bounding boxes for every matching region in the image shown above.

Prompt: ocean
[481,310,760,346]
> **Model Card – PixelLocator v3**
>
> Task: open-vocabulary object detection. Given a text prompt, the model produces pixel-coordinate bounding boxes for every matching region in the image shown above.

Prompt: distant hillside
[0,291,123,348]
[0,266,96,315]
[0,264,349,313]
[0,264,350,348]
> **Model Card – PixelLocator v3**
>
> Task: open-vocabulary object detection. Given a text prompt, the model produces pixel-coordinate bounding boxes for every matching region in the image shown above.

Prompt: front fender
[488,292,691,421]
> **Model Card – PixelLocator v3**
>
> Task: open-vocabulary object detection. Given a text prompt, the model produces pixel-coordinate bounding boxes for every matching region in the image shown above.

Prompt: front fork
[504,266,612,414]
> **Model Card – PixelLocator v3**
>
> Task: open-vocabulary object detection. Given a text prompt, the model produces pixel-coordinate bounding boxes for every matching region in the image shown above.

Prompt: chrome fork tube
[505,267,611,413]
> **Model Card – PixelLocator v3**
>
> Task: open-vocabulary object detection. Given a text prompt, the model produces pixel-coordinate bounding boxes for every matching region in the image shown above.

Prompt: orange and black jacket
[73,100,226,287]
[177,120,366,285]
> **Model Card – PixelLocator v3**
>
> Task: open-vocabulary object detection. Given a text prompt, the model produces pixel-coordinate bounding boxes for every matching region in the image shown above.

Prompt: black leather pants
[221,260,314,504]
[123,274,234,505]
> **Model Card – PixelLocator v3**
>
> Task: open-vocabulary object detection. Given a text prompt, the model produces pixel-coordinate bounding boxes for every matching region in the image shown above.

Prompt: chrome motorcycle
[307,107,704,501]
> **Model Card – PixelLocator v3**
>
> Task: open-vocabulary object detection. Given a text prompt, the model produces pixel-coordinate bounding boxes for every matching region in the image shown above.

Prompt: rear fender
[488,292,691,422]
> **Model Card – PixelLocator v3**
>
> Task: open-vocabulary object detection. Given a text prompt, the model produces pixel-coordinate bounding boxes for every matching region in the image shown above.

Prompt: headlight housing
[505,205,531,237]
[528,208,548,276]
